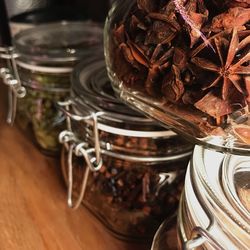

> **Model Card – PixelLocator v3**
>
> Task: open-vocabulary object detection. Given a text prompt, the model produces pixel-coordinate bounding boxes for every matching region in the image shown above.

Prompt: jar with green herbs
[16,66,71,152]
[59,55,193,241]
[0,21,103,155]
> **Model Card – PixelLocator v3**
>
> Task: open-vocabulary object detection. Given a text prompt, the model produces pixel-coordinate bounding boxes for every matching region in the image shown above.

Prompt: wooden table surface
[0,80,179,249]
[0,77,160,250]
[0,82,155,250]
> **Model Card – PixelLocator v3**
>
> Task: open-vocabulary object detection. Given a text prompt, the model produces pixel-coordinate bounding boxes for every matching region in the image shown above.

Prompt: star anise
[211,0,250,8]
[137,0,157,13]
[161,47,187,102]
[144,1,181,45]
[210,7,250,32]
[191,28,250,102]
[224,0,250,8]
[119,37,173,95]
[179,0,209,48]
[111,0,250,138]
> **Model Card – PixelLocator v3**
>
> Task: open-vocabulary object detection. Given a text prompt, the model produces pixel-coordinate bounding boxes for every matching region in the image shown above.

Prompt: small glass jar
[176,146,250,250]
[104,0,250,154]
[0,21,103,154]
[59,55,194,241]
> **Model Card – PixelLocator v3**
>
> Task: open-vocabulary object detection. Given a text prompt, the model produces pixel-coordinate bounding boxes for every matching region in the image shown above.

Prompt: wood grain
[0,80,151,250]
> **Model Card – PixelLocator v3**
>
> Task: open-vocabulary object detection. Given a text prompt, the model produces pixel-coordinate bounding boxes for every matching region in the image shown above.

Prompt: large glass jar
[104,0,250,154]
[176,146,250,250]
[59,55,194,241]
[0,21,103,154]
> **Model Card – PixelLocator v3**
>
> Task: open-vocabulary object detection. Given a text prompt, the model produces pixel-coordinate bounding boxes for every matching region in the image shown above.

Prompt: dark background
[0,0,111,46]
[0,0,11,45]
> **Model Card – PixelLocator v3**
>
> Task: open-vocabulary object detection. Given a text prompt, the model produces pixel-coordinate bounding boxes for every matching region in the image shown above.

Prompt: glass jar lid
[13,21,103,64]
[59,54,193,174]
[104,0,250,155]
[71,56,141,117]
[223,154,250,218]
[188,146,250,248]
[71,55,176,136]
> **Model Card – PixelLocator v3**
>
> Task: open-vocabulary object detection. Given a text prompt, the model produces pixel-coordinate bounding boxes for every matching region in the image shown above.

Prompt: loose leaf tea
[111,0,250,142]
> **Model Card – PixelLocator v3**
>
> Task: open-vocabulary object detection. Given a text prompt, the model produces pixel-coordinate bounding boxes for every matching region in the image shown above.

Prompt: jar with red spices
[58,55,193,241]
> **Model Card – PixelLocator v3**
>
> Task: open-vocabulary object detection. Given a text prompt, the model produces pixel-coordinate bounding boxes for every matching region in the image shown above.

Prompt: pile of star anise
[112,0,250,132]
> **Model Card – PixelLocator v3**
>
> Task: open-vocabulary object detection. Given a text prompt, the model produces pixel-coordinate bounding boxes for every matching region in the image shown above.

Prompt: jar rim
[71,105,176,137]
[16,60,74,73]
[71,55,175,129]
[71,57,140,117]
[13,21,103,64]
[222,154,250,220]
[101,147,192,162]
[191,146,250,235]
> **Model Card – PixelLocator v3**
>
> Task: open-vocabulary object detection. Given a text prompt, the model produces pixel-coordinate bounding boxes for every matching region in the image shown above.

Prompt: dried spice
[65,122,192,240]
[233,125,250,144]
[61,55,194,240]
[224,0,250,8]
[191,28,249,102]
[112,0,250,142]
[61,148,189,240]
[210,7,250,32]
[16,69,70,154]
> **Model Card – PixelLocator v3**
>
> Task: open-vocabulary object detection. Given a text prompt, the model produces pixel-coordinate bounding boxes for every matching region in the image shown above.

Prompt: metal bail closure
[57,99,103,168]
[183,188,225,250]
[68,143,103,210]
[0,47,26,125]
[184,226,225,250]
[59,134,103,210]
[58,110,103,210]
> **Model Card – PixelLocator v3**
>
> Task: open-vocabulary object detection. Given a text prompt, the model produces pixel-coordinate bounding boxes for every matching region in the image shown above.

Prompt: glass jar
[0,21,103,154]
[104,0,250,154]
[58,55,194,241]
[176,146,250,250]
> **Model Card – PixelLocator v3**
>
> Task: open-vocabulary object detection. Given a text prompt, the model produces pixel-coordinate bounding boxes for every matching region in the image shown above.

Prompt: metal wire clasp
[58,100,103,210]
[184,226,225,250]
[182,160,226,250]
[59,130,103,210]
[0,47,26,125]
[58,99,103,168]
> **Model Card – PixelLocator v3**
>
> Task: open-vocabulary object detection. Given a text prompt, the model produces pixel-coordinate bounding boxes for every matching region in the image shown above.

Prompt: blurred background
[0,0,111,45]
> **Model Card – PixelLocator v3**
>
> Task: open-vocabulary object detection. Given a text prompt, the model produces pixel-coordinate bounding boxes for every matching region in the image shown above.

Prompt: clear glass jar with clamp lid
[152,146,250,250]
[58,55,194,241]
[103,0,250,248]
[104,0,250,154]
[0,21,103,154]
[177,146,250,250]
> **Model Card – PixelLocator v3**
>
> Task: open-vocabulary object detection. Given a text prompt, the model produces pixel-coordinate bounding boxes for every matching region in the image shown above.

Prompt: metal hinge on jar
[0,47,26,125]
[184,226,225,250]
[58,100,103,210]
[179,189,225,250]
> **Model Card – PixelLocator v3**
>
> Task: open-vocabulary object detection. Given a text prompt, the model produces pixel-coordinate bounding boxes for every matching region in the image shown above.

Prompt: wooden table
[0,81,155,250]
[0,82,178,250]
[0,82,154,250]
